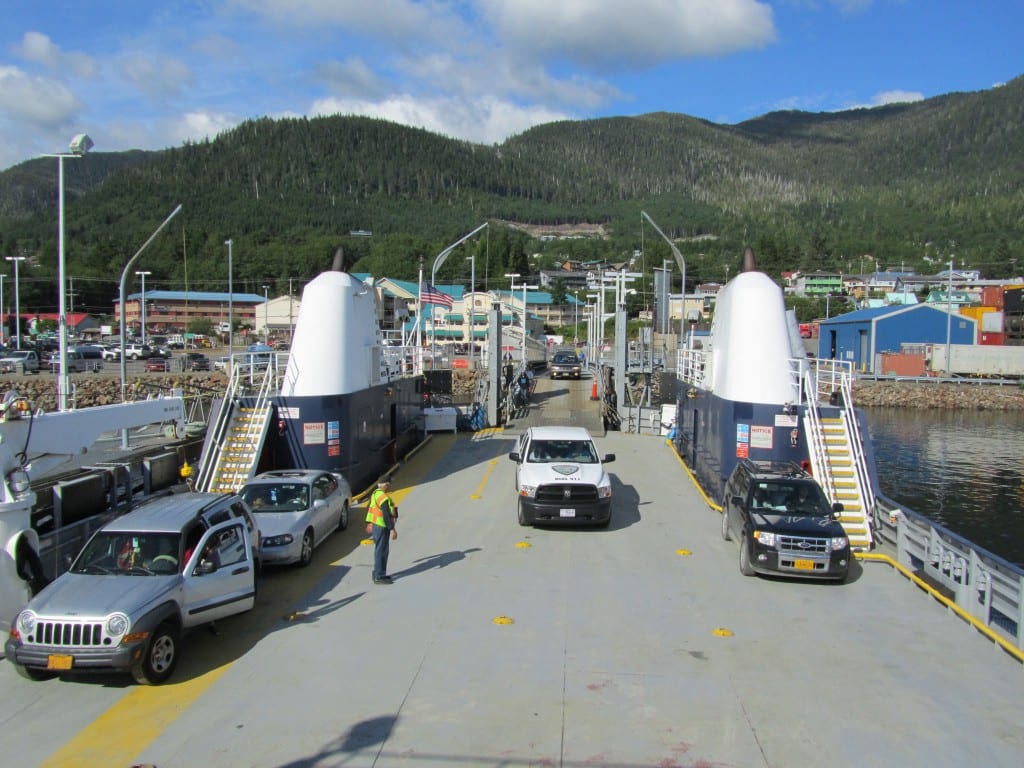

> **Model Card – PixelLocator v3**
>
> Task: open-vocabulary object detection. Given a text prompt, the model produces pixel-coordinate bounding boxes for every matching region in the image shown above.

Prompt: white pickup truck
[0,349,41,374]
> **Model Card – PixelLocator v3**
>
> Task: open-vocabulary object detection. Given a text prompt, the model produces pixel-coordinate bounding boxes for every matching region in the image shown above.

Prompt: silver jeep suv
[5,492,261,685]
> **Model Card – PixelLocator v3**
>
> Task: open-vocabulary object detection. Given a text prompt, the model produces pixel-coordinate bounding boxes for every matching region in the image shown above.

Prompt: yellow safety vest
[365,489,393,527]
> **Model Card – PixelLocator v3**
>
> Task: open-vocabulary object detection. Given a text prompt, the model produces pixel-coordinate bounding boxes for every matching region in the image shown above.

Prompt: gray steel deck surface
[1,376,1021,767]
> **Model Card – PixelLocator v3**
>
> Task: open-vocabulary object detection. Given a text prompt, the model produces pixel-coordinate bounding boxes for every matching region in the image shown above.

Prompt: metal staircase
[802,363,875,551]
[195,361,276,494]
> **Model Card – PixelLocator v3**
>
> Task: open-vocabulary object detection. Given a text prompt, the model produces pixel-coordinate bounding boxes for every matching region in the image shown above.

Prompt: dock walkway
[1,376,1021,767]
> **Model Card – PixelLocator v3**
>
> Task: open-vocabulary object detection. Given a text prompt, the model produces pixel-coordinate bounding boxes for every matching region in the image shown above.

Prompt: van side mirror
[731,495,743,507]
[508,452,521,462]
[831,502,844,515]
[602,453,616,463]
[194,560,217,575]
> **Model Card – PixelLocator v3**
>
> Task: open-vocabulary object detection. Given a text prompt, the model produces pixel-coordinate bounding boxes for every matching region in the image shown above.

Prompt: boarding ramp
[800,359,874,550]
[194,359,276,493]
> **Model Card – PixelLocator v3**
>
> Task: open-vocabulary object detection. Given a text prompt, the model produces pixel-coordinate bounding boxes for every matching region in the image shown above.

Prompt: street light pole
[466,255,475,368]
[225,239,234,355]
[5,256,25,350]
[504,273,519,364]
[47,133,93,411]
[521,284,538,364]
[262,285,269,344]
[135,270,151,344]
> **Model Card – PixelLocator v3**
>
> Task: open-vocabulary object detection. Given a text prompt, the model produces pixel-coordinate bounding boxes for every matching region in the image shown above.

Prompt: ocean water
[866,407,1024,567]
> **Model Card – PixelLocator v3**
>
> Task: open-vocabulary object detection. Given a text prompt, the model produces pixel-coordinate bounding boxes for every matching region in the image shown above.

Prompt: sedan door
[181,522,256,627]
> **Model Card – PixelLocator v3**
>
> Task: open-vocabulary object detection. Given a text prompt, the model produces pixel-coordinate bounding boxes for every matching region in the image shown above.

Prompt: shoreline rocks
[853,380,1024,410]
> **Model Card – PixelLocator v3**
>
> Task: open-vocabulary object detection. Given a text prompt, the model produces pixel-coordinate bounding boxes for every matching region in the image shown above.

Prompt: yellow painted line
[41,666,231,768]
[712,627,734,637]
[44,429,461,765]
[675,548,692,556]
[470,459,498,499]
[515,541,532,549]
[666,439,722,511]
[492,616,514,625]
[856,552,1024,664]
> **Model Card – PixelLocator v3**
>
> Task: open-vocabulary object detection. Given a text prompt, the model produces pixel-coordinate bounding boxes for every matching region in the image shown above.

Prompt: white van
[508,426,615,527]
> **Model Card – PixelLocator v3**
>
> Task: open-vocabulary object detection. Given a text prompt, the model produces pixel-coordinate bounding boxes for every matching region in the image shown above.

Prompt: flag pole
[417,256,424,374]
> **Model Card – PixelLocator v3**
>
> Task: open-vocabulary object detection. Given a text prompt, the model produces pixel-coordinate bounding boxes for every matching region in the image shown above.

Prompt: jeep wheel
[131,353,140,361]
[517,500,529,527]
[132,622,179,685]
[739,539,755,577]
[298,529,315,567]
[15,664,57,681]
[720,510,731,541]
[337,501,349,531]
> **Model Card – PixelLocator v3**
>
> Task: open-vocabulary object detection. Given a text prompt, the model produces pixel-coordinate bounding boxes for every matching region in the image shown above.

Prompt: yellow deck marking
[41,431,459,766]
[470,459,498,500]
[712,627,734,637]
[675,548,692,556]
[515,541,532,549]
[492,616,515,625]
[41,666,231,768]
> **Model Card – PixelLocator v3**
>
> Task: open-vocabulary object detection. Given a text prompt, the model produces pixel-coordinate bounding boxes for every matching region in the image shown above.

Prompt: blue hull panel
[243,378,423,493]
[673,380,813,501]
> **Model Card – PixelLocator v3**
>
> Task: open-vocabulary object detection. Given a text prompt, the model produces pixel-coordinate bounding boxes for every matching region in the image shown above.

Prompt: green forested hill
[0,74,1021,318]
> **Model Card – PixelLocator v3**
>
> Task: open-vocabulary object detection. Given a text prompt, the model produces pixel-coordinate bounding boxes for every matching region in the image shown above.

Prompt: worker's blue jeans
[371,525,390,580]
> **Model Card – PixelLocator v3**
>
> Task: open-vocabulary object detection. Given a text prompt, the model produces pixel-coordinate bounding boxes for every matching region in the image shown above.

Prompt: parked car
[145,358,171,372]
[104,343,153,361]
[5,493,261,685]
[49,350,103,373]
[179,352,211,371]
[0,349,41,374]
[508,426,615,527]
[239,470,351,567]
[213,356,230,372]
[720,459,850,582]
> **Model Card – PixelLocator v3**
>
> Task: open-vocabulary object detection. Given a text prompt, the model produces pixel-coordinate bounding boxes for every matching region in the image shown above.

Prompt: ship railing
[677,348,707,389]
[873,497,1024,652]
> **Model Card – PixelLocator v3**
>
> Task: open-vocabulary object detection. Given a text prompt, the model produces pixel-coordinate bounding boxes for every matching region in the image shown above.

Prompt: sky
[1,0,1021,171]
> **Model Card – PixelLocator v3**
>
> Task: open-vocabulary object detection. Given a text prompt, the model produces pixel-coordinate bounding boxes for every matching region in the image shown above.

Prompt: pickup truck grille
[26,620,106,647]
[536,484,598,503]
[777,535,830,555]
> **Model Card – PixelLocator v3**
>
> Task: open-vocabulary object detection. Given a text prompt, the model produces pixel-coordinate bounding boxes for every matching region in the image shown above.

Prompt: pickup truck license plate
[47,654,73,671]
[794,559,814,571]
[559,509,576,517]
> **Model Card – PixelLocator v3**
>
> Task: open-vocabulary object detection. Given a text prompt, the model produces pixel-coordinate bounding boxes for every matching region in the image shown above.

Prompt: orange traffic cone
[590,380,598,400]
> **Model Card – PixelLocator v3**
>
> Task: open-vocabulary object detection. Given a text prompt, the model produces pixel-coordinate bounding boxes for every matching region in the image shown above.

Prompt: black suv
[720,460,850,582]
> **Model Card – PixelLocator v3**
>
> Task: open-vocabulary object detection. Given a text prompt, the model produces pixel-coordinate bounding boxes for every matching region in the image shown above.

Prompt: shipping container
[979,332,1004,345]
[1005,285,1024,314]
[878,352,927,376]
[925,343,1024,376]
[981,310,1003,333]
[981,286,1005,309]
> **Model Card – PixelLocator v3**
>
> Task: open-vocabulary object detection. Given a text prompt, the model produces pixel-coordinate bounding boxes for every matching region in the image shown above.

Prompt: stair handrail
[194,360,243,491]
[800,364,837,500]
[212,358,277,492]
[836,373,877,535]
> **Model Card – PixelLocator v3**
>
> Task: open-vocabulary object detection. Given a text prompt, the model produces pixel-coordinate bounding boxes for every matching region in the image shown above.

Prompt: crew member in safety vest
[365,480,398,584]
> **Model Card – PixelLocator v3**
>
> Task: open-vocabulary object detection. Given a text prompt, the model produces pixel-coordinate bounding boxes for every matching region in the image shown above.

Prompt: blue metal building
[817,304,976,372]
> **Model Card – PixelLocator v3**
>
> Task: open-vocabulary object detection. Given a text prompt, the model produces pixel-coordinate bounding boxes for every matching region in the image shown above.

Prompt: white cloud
[13,31,96,78]
[228,0,463,42]
[0,65,81,125]
[120,54,195,102]
[316,57,390,99]
[310,93,569,144]
[478,0,777,69]
[871,89,924,106]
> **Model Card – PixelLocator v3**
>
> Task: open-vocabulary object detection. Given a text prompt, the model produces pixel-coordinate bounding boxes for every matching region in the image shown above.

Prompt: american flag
[421,283,454,309]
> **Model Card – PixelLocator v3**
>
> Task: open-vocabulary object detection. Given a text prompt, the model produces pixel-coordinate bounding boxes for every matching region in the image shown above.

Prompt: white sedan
[239,470,351,567]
